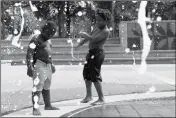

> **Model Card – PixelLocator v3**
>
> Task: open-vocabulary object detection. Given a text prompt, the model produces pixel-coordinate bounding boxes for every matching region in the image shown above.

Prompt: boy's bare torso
[89,26,109,50]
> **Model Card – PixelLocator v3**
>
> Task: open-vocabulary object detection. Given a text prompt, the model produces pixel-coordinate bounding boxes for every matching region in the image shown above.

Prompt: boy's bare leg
[81,80,93,103]
[91,81,105,105]
[32,91,41,115]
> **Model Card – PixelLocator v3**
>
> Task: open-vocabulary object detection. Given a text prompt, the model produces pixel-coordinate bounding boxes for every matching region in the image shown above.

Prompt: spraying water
[67,39,75,58]
[137,1,152,74]
[29,1,38,12]
[11,3,24,48]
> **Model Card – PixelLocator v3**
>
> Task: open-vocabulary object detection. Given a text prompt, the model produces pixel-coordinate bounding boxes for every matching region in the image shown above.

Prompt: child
[26,21,59,115]
[74,9,112,105]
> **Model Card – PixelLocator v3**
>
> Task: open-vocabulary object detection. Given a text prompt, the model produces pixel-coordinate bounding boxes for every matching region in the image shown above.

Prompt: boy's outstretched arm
[74,38,89,50]
[80,30,109,43]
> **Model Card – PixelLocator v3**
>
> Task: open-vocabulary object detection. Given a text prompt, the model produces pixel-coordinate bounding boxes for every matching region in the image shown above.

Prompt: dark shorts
[83,48,105,82]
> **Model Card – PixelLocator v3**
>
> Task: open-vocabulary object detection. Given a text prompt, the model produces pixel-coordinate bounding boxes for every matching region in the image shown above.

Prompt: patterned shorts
[33,59,52,91]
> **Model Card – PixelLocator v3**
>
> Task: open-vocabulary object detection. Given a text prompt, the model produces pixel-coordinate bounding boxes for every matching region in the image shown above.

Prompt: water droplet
[79,62,82,66]
[152,9,156,13]
[33,96,39,102]
[91,55,94,59]
[125,48,130,53]
[149,86,156,92]
[147,25,152,29]
[156,16,162,21]
[132,1,137,3]
[32,87,37,92]
[14,29,18,34]
[77,39,81,43]
[132,44,137,48]
[77,11,83,16]
[33,77,40,86]
[109,27,113,31]
[29,43,36,49]
[34,30,41,34]
[20,46,24,50]
[34,103,39,109]
[22,60,25,64]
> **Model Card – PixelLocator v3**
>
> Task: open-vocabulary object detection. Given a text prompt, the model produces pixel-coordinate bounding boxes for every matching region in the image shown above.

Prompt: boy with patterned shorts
[26,21,59,116]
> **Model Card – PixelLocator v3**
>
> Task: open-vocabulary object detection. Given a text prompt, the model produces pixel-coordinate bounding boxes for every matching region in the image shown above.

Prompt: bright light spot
[29,43,36,49]
[6,9,10,13]
[147,24,152,29]
[77,11,83,16]
[67,39,72,43]
[91,55,94,59]
[11,16,14,19]
[132,44,137,48]
[14,3,19,6]
[125,48,130,53]
[39,18,42,21]
[84,61,87,64]
[32,87,37,92]
[64,8,67,12]
[14,29,18,34]
[30,60,33,63]
[33,77,40,86]
[79,62,82,66]
[29,1,38,12]
[77,39,81,43]
[122,5,125,9]
[132,1,137,3]
[152,9,156,13]
[156,16,162,21]
[149,86,156,92]
[20,46,24,50]
[17,80,22,86]
[109,27,113,31]
[34,30,41,34]
[34,103,39,109]
[91,26,93,32]
[34,95,39,102]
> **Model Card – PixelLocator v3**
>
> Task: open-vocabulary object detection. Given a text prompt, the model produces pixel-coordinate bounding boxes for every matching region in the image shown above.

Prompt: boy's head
[96,8,112,29]
[41,21,57,40]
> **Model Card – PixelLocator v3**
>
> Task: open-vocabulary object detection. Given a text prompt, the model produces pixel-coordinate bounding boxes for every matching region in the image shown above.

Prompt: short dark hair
[96,8,112,22]
[41,21,57,33]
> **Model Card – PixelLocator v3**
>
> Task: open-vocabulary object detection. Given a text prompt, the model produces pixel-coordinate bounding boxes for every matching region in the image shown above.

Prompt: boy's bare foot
[80,97,93,103]
[91,99,105,105]
[33,109,41,116]
[45,106,60,110]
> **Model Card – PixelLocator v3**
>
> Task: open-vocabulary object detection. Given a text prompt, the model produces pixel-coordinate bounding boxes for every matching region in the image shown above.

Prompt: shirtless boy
[75,9,112,105]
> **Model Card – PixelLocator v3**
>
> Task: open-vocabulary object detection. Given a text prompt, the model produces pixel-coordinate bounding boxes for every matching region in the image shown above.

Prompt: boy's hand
[51,64,56,74]
[27,67,35,77]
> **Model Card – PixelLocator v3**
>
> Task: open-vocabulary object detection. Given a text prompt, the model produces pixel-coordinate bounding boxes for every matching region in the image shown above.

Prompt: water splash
[137,1,152,74]
[149,86,156,92]
[67,39,75,58]
[29,43,36,49]
[33,76,40,86]
[29,1,38,12]
[11,4,24,48]
[125,48,130,53]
